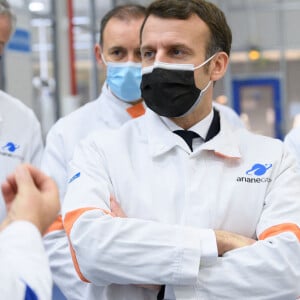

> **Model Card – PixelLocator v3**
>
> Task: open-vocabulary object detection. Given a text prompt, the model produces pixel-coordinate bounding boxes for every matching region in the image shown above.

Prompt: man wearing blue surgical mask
[95,8,144,104]
[41,5,146,300]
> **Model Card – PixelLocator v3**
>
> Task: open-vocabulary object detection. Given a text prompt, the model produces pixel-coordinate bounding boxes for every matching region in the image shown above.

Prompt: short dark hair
[99,4,146,46]
[140,0,232,58]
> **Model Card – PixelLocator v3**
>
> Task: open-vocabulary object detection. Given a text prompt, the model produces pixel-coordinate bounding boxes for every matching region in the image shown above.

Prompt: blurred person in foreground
[0,164,59,300]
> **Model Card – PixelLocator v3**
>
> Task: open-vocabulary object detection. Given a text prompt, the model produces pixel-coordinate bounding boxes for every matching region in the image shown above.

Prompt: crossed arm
[110,195,256,256]
[110,196,300,299]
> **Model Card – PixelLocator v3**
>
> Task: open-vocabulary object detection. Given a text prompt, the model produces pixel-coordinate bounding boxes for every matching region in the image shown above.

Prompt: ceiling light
[29,1,45,12]
[248,46,261,61]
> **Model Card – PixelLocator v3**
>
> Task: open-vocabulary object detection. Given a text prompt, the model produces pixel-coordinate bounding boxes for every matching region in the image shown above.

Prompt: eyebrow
[140,44,153,52]
[167,42,192,50]
[141,42,192,52]
[107,46,126,51]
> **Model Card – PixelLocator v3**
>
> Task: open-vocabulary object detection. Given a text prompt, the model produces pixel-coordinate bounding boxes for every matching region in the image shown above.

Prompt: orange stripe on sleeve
[64,207,112,283]
[259,223,300,241]
[126,102,145,118]
[44,215,64,235]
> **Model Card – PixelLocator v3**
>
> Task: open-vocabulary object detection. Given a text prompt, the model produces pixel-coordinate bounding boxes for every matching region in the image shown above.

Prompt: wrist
[0,214,14,232]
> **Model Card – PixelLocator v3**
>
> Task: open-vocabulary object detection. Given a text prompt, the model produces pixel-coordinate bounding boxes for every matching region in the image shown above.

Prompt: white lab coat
[284,126,300,167]
[42,82,251,299]
[42,83,140,201]
[42,83,144,299]
[0,90,43,221]
[0,221,52,300]
[213,101,244,129]
[63,108,300,300]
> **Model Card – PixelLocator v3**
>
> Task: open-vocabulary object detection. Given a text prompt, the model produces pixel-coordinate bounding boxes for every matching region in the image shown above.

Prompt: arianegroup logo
[246,163,272,176]
[0,141,23,160]
[237,163,273,183]
[2,142,20,153]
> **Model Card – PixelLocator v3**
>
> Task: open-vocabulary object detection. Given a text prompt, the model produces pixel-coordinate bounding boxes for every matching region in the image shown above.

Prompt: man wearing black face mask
[63,1,300,299]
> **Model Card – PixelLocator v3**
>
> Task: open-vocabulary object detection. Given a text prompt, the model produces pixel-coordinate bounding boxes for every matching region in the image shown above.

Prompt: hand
[214,230,256,256]
[109,195,161,292]
[110,194,127,217]
[0,164,60,234]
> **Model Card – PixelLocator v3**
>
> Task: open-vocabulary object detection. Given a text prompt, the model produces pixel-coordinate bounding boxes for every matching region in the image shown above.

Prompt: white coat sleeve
[175,149,300,300]
[284,127,300,167]
[41,125,68,200]
[42,125,88,300]
[62,135,217,287]
[0,221,52,300]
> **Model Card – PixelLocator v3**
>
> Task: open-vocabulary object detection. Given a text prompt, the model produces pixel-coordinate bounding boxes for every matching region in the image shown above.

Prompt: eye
[141,50,155,60]
[108,48,126,61]
[171,48,184,57]
[111,49,121,56]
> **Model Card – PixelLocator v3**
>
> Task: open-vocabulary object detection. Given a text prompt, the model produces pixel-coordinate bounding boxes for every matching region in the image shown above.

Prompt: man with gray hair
[0,0,16,58]
[0,0,43,222]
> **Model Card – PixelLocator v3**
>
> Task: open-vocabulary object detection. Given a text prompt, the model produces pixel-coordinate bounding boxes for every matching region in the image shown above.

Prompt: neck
[129,99,143,106]
[171,99,212,130]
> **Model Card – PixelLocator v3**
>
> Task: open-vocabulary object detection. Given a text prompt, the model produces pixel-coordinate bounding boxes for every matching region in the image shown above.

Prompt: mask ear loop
[193,53,217,70]
[192,53,217,96]
[101,53,108,66]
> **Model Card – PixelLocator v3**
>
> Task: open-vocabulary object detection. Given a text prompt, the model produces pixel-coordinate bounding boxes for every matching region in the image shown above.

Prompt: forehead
[102,17,143,49]
[141,14,209,49]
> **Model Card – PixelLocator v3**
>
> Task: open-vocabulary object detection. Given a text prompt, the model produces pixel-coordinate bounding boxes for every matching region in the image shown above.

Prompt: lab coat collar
[98,83,145,124]
[144,108,242,159]
[95,83,132,126]
[99,82,132,110]
[195,114,242,159]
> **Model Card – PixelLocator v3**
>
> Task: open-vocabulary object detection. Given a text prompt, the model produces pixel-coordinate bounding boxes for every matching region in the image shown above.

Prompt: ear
[210,52,229,81]
[95,44,104,66]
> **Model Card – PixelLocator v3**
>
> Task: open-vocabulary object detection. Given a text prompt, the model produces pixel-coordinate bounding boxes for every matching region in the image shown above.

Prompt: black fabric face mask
[140,60,213,118]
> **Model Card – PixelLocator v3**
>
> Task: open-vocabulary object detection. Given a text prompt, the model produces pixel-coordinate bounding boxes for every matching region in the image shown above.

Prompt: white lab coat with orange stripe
[42,83,145,299]
[63,108,300,300]
[0,221,52,300]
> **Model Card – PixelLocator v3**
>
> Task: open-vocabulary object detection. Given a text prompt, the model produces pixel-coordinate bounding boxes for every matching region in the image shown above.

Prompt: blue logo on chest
[246,163,272,176]
[2,142,20,153]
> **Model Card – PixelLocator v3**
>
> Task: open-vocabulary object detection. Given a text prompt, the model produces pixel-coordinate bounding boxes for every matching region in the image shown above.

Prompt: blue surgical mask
[102,55,142,102]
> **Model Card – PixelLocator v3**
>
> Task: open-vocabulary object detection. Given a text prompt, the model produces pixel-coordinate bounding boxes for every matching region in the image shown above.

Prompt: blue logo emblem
[2,142,20,153]
[246,163,272,176]
[68,172,81,183]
